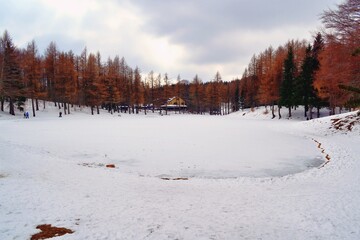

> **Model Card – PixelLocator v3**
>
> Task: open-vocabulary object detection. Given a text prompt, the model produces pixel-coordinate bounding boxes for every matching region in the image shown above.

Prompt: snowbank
[0,104,359,239]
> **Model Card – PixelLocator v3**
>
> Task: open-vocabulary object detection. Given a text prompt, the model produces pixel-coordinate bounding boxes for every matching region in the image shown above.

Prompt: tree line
[239,0,359,118]
[0,0,359,118]
[0,31,240,117]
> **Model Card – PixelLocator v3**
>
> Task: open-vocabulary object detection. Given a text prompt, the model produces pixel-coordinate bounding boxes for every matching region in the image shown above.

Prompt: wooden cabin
[161,97,187,111]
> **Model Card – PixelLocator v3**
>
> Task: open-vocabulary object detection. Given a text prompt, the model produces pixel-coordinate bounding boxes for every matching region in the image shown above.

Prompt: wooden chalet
[161,97,187,111]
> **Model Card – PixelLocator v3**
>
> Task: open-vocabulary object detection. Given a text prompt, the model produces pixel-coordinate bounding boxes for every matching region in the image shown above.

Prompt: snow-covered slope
[0,104,359,239]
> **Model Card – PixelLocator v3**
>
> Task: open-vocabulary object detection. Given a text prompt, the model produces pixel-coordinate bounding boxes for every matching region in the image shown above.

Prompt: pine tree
[280,46,296,118]
[296,45,314,118]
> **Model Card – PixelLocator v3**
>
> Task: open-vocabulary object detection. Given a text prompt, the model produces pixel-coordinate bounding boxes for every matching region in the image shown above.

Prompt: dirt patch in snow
[79,162,117,168]
[79,162,105,168]
[30,224,74,240]
[330,112,360,132]
[161,177,189,181]
[313,139,331,168]
[0,173,6,179]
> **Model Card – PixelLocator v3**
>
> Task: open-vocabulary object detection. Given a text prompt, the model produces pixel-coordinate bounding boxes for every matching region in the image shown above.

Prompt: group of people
[23,112,30,119]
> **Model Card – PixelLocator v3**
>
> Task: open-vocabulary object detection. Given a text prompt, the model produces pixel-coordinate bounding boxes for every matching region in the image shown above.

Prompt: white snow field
[0,104,359,239]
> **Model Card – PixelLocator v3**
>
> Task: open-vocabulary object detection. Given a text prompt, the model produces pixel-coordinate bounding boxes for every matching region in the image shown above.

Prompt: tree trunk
[64,102,67,115]
[91,106,94,115]
[1,97,4,111]
[288,107,292,118]
[67,103,70,114]
[309,106,313,120]
[31,98,36,117]
[9,97,15,115]
[43,100,46,109]
[36,99,39,111]
[271,103,275,119]
[97,106,100,114]
[317,107,320,118]
[278,105,282,119]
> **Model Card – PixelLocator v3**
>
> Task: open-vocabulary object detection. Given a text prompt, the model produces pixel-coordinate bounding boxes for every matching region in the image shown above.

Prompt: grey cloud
[0,0,343,81]
[131,0,340,64]
[34,34,86,55]
[135,0,337,37]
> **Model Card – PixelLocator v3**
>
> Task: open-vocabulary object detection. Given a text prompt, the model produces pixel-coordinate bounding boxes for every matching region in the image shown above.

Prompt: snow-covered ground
[0,103,359,239]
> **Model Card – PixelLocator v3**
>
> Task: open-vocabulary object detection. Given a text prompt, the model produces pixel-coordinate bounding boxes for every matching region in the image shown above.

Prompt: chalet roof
[161,96,187,108]
[166,96,185,103]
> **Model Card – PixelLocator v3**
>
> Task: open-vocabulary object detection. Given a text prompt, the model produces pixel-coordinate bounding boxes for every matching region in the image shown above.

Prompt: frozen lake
[1,113,323,178]
[1,109,359,240]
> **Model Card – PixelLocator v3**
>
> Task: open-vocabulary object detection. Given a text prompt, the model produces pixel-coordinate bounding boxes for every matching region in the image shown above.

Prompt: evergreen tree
[310,33,324,119]
[296,45,317,118]
[280,46,296,118]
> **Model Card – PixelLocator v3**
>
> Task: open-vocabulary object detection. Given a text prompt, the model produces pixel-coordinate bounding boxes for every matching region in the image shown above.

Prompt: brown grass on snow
[30,224,74,240]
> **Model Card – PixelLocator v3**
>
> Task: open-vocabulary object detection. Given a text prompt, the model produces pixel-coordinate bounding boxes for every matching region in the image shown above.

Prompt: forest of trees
[0,0,359,118]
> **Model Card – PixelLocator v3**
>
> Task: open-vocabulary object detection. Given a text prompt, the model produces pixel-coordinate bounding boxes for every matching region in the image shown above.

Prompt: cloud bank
[0,0,342,81]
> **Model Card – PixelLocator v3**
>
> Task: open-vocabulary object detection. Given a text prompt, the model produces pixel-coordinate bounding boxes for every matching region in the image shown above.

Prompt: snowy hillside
[0,103,359,239]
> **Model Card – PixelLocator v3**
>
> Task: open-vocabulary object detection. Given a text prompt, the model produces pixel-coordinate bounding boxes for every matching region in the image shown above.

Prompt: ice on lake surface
[1,114,324,179]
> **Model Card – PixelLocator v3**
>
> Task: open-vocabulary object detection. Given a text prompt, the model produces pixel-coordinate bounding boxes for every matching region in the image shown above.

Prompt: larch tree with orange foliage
[1,31,24,115]
[190,74,203,114]
[258,47,276,116]
[23,40,42,117]
[44,42,58,106]
[314,37,352,114]
[315,0,360,113]
[84,53,103,115]
[133,67,144,114]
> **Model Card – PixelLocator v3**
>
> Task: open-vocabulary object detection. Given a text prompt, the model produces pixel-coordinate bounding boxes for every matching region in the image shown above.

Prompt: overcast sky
[0,0,342,82]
